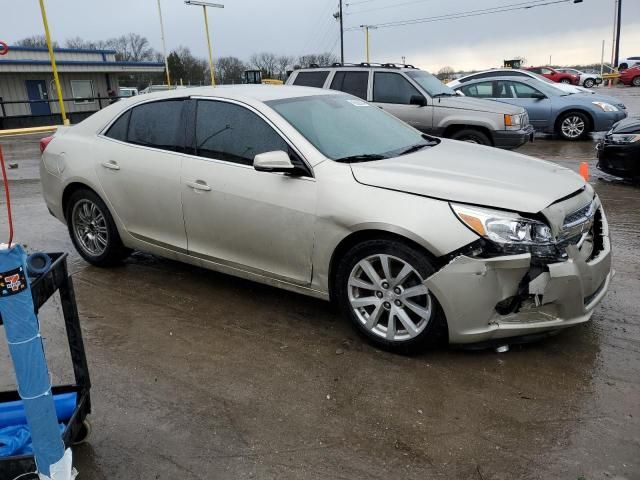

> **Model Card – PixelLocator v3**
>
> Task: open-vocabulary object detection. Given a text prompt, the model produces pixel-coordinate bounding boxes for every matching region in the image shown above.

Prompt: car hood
[610,115,640,133]
[435,95,523,114]
[350,139,585,213]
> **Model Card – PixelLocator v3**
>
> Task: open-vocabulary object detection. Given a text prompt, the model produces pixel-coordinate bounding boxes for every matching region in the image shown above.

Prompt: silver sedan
[40,86,612,352]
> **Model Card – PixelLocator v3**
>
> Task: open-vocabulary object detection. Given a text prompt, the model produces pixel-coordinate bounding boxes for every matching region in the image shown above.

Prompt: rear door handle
[185,180,211,192]
[101,161,120,170]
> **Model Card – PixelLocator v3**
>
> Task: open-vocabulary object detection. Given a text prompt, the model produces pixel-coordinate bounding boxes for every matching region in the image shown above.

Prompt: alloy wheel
[348,254,432,341]
[561,115,586,139]
[584,79,595,88]
[72,199,109,257]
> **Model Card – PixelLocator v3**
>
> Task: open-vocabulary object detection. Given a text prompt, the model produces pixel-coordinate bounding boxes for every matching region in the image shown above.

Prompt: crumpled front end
[427,190,612,344]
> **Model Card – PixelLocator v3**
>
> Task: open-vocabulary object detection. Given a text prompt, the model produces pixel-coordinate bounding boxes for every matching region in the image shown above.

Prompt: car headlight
[504,113,523,130]
[451,204,555,256]
[592,101,618,112]
[609,133,640,144]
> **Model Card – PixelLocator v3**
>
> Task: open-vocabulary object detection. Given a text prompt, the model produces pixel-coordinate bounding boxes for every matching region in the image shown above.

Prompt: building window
[71,80,95,104]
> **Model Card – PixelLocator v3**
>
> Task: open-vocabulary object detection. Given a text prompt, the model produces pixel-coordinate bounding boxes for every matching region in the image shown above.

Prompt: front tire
[556,111,590,140]
[632,76,640,87]
[335,239,447,353]
[583,78,595,88]
[66,189,130,266]
[449,128,491,146]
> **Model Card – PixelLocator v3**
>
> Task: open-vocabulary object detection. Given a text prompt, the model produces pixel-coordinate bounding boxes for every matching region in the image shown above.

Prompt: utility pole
[613,0,622,68]
[339,0,344,64]
[184,0,224,86]
[38,0,68,125]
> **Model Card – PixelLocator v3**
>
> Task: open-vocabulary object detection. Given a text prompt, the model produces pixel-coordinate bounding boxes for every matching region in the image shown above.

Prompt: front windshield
[267,94,433,161]
[405,70,456,96]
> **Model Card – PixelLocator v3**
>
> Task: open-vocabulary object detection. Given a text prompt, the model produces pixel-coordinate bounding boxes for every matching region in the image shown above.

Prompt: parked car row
[287,64,533,149]
[450,75,627,140]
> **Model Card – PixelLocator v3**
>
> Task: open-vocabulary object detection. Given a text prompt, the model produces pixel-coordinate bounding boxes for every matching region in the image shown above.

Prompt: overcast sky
[3,0,639,71]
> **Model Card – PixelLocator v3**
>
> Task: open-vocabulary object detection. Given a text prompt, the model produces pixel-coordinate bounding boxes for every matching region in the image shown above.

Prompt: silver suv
[286,63,534,149]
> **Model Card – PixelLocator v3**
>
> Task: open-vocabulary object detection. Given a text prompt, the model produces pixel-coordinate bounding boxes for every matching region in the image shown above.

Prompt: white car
[556,68,602,88]
[448,69,596,94]
[618,57,640,70]
[39,85,611,352]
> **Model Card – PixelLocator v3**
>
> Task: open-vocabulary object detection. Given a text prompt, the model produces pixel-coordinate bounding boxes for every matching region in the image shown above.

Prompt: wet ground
[0,87,639,480]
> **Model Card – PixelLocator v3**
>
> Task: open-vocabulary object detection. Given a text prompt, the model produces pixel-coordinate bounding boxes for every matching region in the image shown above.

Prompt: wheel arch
[554,108,594,133]
[61,182,102,221]
[327,229,440,302]
[442,124,494,145]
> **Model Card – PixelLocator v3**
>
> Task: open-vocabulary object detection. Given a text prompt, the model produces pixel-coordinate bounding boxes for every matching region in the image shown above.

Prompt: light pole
[156,0,171,86]
[38,0,68,125]
[360,25,377,63]
[185,0,224,86]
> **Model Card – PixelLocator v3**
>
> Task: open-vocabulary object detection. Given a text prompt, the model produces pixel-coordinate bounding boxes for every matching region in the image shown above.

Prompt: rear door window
[495,81,515,98]
[127,100,186,152]
[373,72,420,104]
[105,110,131,142]
[330,71,369,99]
[459,81,494,98]
[292,71,330,88]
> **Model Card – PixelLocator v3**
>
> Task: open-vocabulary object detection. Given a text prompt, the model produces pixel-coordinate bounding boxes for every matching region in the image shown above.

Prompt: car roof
[135,84,341,102]
[456,75,539,84]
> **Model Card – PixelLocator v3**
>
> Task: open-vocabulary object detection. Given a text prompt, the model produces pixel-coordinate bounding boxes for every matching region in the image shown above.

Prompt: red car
[525,66,580,85]
[620,66,640,87]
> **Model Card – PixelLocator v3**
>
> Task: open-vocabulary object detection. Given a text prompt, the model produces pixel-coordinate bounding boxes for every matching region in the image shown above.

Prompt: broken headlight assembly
[451,204,556,257]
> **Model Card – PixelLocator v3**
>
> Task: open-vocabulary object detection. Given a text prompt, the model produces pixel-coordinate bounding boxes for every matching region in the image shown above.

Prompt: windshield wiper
[334,154,388,163]
[398,142,433,155]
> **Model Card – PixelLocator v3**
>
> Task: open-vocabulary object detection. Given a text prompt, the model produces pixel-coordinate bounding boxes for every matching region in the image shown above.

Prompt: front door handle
[101,161,120,170]
[185,180,211,192]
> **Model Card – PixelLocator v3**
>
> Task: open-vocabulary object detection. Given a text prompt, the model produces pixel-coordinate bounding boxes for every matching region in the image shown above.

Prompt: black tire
[65,189,130,266]
[632,76,640,87]
[556,111,590,141]
[448,128,491,146]
[335,239,447,354]
[560,78,572,84]
[73,419,92,445]
[583,78,595,88]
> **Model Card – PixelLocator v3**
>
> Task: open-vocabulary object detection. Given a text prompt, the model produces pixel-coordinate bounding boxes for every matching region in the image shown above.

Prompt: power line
[346,0,438,16]
[344,0,577,31]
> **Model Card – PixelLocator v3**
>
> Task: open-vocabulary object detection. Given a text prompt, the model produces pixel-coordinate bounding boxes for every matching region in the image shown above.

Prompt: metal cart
[0,253,91,480]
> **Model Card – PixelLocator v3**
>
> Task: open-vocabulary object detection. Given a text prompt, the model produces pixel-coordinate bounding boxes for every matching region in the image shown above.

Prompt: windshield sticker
[346,99,369,107]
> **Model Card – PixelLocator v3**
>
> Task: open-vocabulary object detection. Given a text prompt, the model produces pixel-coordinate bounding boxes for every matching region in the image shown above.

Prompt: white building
[0,46,164,129]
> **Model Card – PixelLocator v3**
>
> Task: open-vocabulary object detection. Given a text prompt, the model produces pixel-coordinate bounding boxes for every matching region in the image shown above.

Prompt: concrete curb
[0,125,59,137]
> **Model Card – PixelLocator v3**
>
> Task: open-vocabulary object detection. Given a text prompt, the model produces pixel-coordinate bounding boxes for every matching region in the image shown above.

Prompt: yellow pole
[203,5,216,86]
[365,27,370,63]
[156,0,172,86]
[38,0,68,125]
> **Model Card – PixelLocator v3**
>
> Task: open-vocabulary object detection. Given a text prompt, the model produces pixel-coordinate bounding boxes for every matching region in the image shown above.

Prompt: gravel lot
[1,86,638,480]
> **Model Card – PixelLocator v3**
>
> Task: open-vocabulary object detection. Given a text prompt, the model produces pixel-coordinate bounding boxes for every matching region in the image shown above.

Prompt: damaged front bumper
[426,219,612,344]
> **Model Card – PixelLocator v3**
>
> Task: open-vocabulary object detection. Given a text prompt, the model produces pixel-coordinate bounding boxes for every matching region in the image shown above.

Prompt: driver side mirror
[409,94,427,107]
[253,150,296,174]
[531,92,546,100]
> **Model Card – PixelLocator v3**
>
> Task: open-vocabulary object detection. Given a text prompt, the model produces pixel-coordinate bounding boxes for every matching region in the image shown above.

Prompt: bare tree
[249,52,278,78]
[216,56,246,84]
[107,33,155,62]
[276,55,294,80]
[297,52,337,68]
[15,35,58,48]
[436,66,455,81]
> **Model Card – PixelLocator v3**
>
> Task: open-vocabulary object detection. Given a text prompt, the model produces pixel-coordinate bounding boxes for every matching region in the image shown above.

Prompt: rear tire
[335,239,447,353]
[66,189,130,266]
[560,78,572,84]
[583,78,595,88]
[556,111,590,140]
[449,128,491,146]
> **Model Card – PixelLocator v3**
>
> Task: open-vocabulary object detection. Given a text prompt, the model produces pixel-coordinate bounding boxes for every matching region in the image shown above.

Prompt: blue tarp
[0,245,65,476]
